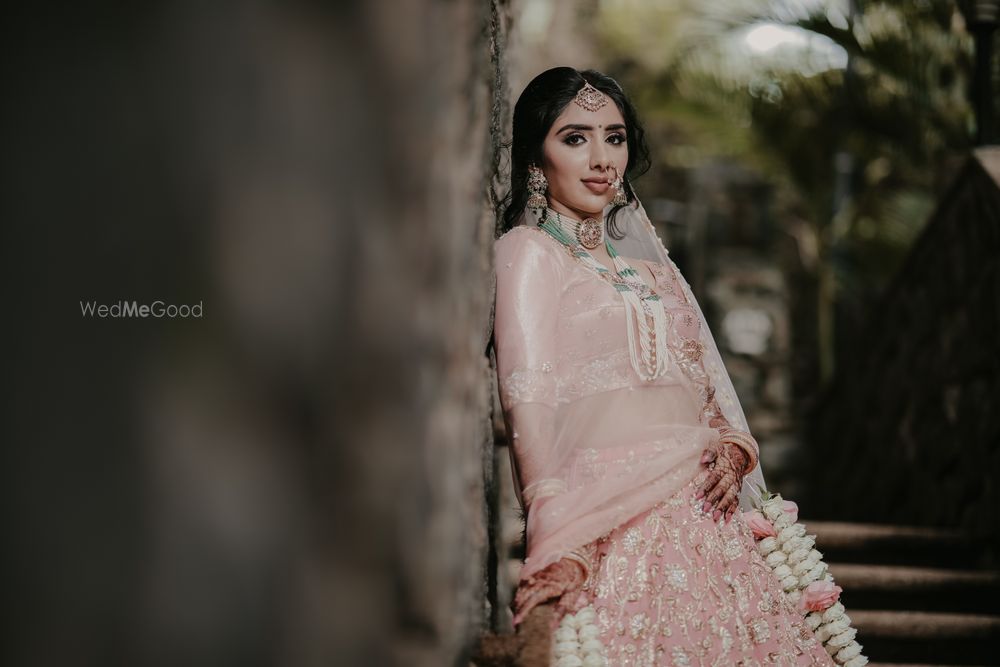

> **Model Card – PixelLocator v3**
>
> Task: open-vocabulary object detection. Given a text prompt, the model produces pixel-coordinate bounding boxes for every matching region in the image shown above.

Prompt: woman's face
[539,96,629,220]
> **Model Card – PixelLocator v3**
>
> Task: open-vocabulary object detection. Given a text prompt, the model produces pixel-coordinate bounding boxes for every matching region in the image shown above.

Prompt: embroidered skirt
[561,477,835,666]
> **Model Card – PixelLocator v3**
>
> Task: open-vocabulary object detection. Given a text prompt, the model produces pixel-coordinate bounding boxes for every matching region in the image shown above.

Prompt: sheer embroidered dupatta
[493,201,766,586]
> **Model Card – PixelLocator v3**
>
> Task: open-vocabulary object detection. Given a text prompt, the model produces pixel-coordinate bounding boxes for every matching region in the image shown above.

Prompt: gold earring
[527,165,548,210]
[611,168,627,206]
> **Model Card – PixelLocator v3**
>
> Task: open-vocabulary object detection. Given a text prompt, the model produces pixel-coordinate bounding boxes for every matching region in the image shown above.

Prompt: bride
[493,67,835,665]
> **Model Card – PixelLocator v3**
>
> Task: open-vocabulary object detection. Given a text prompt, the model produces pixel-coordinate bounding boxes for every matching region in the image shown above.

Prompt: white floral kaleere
[551,605,608,667]
[746,490,869,667]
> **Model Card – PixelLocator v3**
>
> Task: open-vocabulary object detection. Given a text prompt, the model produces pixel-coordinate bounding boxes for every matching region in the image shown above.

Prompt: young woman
[494,67,834,665]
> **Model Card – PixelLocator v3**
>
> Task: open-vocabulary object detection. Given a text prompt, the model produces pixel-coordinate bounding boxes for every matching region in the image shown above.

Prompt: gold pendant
[577,217,603,249]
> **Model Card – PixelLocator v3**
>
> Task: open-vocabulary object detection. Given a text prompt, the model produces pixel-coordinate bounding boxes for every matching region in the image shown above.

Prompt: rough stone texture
[4,2,509,666]
[484,0,517,639]
[805,148,1000,565]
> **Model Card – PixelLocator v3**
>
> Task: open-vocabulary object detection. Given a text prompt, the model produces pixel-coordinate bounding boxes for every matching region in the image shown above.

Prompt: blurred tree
[590,0,974,384]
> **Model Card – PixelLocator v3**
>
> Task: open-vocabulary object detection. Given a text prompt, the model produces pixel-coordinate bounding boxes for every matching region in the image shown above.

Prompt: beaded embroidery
[570,478,831,665]
[499,366,556,406]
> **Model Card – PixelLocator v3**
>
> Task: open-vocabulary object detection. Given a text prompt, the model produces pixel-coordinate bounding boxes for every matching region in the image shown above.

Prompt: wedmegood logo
[79,300,204,318]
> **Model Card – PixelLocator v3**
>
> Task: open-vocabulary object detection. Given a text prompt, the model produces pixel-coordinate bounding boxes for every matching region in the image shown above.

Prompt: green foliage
[592,0,974,375]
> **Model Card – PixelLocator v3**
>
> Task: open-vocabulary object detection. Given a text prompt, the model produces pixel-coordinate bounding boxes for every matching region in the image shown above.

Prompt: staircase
[806,521,1000,666]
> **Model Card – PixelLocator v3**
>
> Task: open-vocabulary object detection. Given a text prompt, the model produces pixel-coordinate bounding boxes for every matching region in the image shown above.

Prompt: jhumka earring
[611,166,628,206]
[527,165,548,210]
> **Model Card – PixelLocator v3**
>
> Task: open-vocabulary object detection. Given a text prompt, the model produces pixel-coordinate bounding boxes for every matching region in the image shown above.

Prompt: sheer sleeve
[645,260,760,474]
[702,384,759,475]
[493,228,564,511]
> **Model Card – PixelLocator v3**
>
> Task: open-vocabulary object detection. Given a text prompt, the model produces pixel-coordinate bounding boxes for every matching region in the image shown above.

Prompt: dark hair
[498,67,651,237]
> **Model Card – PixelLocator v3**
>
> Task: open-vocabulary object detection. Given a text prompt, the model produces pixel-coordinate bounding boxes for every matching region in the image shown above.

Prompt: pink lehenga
[493,223,834,666]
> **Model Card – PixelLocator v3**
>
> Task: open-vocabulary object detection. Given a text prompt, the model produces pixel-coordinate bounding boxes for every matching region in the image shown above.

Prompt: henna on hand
[512,557,586,627]
[696,442,748,523]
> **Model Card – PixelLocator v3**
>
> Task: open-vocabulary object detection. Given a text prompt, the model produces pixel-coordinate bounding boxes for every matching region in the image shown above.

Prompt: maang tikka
[574,82,609,112]
[527,165,548,210]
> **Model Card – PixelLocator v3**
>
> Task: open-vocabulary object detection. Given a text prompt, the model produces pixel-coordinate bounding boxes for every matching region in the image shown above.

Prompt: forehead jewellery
[539,207,670,381]
[574,82,609,112]
[573,82,629,206]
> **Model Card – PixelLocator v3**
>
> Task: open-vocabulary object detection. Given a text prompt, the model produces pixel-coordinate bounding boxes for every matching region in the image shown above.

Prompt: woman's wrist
[717,427,758,475]
[725,443,749,478]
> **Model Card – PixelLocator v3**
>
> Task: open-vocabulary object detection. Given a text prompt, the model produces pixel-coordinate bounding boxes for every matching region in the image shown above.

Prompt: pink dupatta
[493,213,759,585]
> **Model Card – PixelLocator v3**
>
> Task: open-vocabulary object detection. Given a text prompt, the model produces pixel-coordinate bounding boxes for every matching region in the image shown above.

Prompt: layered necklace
[539,207,670,381]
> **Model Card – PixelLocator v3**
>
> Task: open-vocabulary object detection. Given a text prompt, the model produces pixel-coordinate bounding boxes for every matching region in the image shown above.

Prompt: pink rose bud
[800,580,842,612]
[781,500,799,522]
[744,510,778,540]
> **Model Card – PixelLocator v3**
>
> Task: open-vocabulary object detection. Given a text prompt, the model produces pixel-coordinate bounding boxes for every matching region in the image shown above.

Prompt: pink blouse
[494,225,757,584]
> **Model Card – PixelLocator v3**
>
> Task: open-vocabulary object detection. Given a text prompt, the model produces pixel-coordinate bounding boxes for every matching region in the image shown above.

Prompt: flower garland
[552,605,608,667]
[745,491,869,667]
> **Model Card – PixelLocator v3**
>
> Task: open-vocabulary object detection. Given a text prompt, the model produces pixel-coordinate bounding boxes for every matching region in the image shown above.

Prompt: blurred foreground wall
[2,2,512,665]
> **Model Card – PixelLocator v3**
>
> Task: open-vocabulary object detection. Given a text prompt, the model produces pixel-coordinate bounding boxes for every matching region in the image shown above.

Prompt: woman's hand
[512,557,587,628]
[696,442,748,523]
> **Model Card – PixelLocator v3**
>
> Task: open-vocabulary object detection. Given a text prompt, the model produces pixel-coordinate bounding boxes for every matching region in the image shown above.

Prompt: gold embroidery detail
[563,478,830,664]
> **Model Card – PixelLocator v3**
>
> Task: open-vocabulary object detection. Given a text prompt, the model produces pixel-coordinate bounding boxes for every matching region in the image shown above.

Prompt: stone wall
[4,2,512,666]
[805,148,1000,563]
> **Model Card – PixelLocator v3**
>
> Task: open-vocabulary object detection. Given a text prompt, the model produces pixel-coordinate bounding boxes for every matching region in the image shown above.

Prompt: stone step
[804,521,983,568]
[827,563,1000,614]
[850,610,1000,665]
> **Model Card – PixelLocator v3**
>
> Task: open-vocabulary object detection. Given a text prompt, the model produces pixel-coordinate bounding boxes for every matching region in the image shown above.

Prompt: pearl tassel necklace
[540,208,670,381]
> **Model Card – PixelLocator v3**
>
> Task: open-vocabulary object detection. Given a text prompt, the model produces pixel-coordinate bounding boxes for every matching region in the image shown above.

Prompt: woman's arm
[647,258,758,522]
[493,228,586,625]
[701,383,759,476]
[494,228,591,628]
[494,228,562,507]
